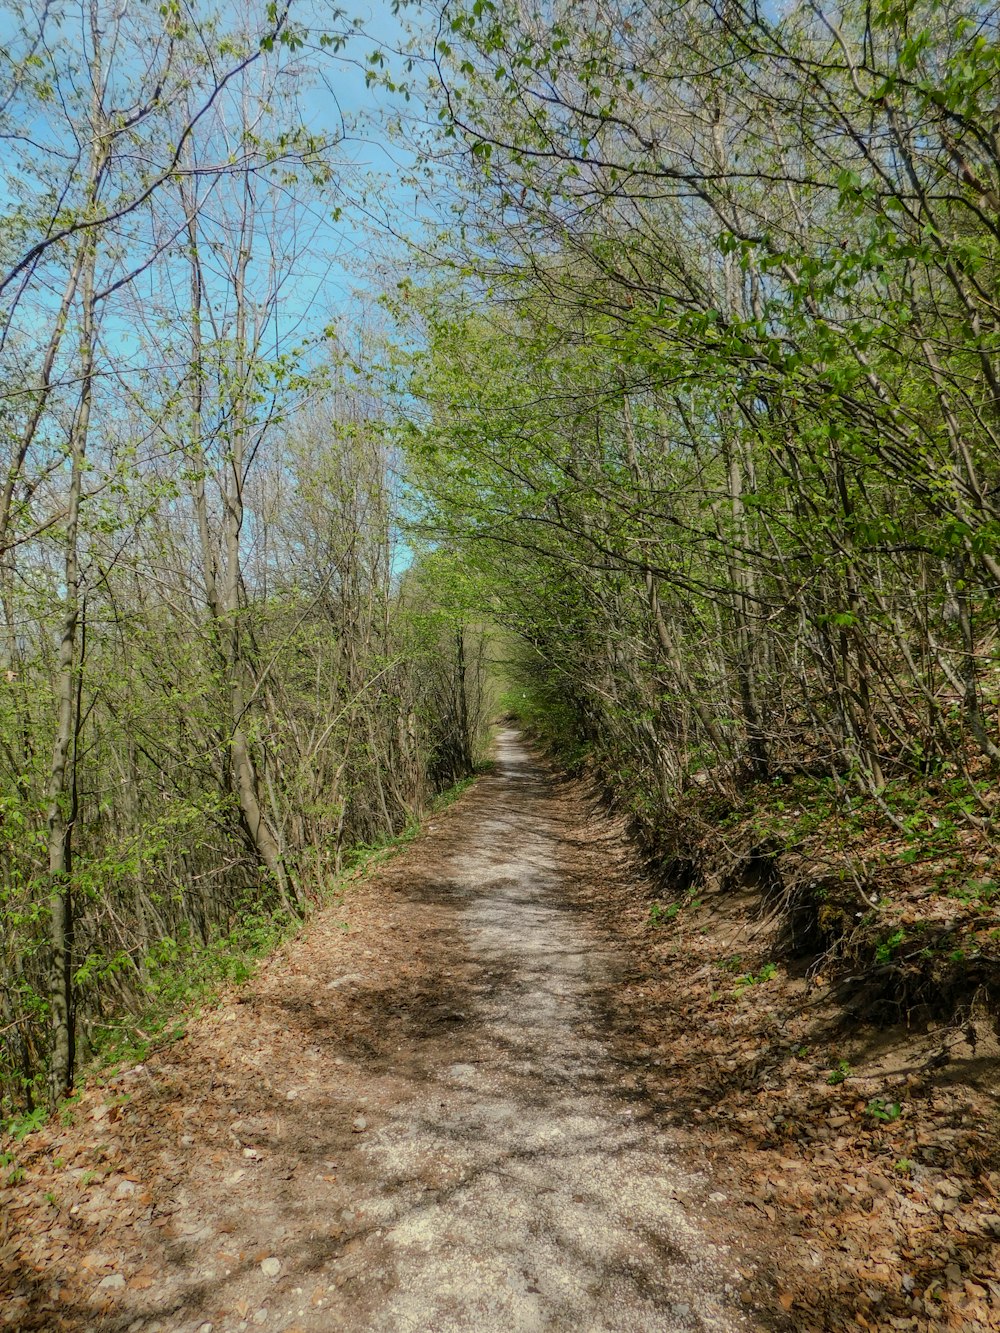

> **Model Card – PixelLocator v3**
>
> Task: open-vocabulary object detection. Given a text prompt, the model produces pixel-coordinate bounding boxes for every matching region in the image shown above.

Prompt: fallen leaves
[556,781,1000,1330]
[4,764,1000,1333]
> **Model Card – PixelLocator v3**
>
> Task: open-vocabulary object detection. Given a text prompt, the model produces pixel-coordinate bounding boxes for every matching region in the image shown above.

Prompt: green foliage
[83,907,295,1073]
[6,0,1000,1118]
[649,885,704,928]
[0,0,495,1116]
[649,901,679,927]
[875,929,906,965]
[827,1060,853,1086]
[496,679,591,769]
[865,1098,902,1124]
[71,772,478,1100]
[948,877,998,908]
[390,4,1000,1029]
[735,963,778,992]
[4,1105,46,1141]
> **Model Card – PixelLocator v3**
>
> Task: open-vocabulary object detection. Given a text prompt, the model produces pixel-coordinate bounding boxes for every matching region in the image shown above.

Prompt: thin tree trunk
[45,188,101,1105]
[224,204,299,913]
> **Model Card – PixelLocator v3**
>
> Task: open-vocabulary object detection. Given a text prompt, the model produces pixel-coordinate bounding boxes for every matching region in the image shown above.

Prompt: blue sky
[293,0,435,312]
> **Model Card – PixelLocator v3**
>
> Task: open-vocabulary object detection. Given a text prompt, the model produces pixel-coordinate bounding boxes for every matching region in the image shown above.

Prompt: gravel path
[346,727,748,1333]
[2,730,754,1333]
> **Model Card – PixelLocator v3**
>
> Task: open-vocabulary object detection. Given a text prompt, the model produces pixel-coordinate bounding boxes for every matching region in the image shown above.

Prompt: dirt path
[343,729,746,1332]
[1,729,754,1332]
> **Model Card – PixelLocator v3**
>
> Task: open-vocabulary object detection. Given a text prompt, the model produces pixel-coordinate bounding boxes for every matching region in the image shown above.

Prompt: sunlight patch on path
[354,730,747,1333]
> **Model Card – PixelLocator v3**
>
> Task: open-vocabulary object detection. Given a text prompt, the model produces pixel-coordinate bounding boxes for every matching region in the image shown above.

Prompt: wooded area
[394,0,1000,1020]
[0,1,485,1113]
[2,5,1000,1326]
[3,0,1000,1121]
[406,0,1000,796]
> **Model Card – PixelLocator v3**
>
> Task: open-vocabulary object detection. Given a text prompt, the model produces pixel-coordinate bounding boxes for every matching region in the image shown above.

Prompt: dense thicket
[0,1,484,1113]
[392,0,1000,970]
[7,0,1000,1114]
[399,0,1000,791]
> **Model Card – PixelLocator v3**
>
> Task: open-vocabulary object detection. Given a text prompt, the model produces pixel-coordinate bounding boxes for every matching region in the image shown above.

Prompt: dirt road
[2,730,752,1332]
[340,729,748,1332]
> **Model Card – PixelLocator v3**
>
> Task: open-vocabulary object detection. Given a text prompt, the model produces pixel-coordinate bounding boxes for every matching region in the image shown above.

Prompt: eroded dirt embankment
[1,730,756,1333]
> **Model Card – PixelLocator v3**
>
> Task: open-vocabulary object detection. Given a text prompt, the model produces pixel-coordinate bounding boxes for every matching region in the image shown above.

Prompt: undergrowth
[510,688,1000,1035]
[644,766,1000,1030]
[2,770,481,1137]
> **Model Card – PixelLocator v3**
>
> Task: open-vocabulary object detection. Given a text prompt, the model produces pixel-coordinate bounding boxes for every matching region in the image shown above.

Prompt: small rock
[261,1257,281,1278]
[252,1311,269,1326]
[671,1303,691,1318]
[115,1179,137,1198]
[98,1273,126,1291]
[197,1324,214,1332]
[286,1090,298,1101]
[944,1263,963,1288]
[352,1116,368,1133]
[708,1192,728,1204]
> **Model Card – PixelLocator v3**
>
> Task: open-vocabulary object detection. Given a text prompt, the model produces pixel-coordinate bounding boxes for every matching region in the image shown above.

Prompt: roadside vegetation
[0,1,492,1118]
[387,0,1000,1048]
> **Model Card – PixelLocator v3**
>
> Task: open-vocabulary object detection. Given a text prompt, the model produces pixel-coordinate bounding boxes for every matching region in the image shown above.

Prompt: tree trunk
[45,215,100,1105]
